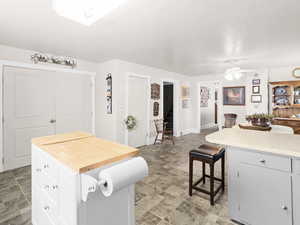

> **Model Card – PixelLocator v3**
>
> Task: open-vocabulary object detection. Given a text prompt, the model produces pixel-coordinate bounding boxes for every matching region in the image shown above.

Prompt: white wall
[96,59,194,145]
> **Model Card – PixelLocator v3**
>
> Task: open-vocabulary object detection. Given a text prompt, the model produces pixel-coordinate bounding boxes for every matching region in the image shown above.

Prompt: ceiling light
[52,0,127,26]
[225,67,243,81]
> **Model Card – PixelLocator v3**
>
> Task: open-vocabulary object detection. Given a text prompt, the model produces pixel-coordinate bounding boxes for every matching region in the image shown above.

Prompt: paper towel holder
[81,174,108,202]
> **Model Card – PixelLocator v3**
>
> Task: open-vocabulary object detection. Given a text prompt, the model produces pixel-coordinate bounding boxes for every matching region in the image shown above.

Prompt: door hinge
[2,116,4,123]
[2,157,4,165]
[237,171,240,177]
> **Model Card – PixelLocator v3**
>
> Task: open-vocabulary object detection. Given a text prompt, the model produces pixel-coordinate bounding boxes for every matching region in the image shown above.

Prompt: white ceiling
[1,0,300,76]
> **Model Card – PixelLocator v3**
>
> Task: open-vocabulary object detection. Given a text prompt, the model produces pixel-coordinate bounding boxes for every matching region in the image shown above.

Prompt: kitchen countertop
[32,132,139,173]
[206,128,300,158]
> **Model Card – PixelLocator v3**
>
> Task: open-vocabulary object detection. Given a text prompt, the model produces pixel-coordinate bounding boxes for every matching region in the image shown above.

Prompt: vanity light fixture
[225,67,243,81]
[52,0,127,26]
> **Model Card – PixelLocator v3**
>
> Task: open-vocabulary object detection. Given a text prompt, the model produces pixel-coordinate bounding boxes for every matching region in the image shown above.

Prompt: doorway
[163,82,174,132]
[199,81,220,130]
[126,74,150,147]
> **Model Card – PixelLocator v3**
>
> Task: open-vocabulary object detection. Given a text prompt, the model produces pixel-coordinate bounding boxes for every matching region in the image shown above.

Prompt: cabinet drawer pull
[259,159,266,164]
[282,205,288,210]
[36,168,42,172]
[52,185,59,190]
[44,185,50,190]
[44,206,50,211]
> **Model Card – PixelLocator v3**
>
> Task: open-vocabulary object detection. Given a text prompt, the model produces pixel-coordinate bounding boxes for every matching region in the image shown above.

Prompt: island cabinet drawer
[40,151,59,182]
[293,159,300,174]
[237,150,291,172]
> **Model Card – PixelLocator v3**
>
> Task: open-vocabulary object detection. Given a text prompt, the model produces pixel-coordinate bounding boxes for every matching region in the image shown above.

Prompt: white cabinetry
[293,159,300,225]
[238,163,292,225]
[229,148,294,225]
[32,144,136,225]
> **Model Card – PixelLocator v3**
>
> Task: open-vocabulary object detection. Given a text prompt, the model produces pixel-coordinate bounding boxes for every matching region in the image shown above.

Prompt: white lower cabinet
[228,148,296,225]
[293,159,300,225]
[238,163,292,225]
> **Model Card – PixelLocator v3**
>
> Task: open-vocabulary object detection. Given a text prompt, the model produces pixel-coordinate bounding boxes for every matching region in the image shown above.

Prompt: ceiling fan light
[52,0,127,26]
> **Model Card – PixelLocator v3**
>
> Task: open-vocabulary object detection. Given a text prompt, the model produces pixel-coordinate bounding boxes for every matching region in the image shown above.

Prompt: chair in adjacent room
[224,113,237,128]
[154,119,175,145]
[270,125,294,134]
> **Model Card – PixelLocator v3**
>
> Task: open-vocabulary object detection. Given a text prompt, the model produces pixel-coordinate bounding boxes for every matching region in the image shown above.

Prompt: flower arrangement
[246,113,275,127]
[124,115,137,130]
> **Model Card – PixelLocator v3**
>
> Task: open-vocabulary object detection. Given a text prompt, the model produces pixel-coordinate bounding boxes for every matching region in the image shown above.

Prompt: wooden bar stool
[189,144,225,206]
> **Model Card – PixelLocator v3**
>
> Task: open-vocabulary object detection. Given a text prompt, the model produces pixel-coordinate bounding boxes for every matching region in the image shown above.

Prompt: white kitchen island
[206,128,300,225]
[31,132,148,225]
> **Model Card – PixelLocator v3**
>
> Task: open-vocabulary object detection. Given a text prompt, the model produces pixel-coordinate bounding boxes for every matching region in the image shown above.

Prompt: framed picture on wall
[223,86,245,105]
[251,95,262,103]
[252,86,260,94]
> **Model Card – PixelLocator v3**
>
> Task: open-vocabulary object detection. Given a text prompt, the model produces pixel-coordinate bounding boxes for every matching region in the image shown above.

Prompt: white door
[3,66,93,170]
[127,75,149,147]
[55,72,92,133]
[239,163,292,225]
[4,66,56,170]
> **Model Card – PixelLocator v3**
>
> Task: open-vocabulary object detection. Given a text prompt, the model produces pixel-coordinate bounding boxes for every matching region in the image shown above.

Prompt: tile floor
[0,129,236,225]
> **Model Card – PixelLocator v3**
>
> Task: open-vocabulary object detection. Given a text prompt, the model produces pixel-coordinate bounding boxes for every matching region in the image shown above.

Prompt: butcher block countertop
[206,128,300,158]
[32,132,139,173]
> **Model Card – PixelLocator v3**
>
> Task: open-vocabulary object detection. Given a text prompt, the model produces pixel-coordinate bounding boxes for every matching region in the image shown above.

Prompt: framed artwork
[252,86,260,94]
[200,86,209,107]
[153,102,159,116]
[223,86,245,105]
[251,95,262,103]
[151,83,160,100]
[106,73,112,114]
[252,79,260,85]
[182,86,190,99]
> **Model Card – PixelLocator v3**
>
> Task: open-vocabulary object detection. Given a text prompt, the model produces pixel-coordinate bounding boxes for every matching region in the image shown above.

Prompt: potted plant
[246,113,274,127]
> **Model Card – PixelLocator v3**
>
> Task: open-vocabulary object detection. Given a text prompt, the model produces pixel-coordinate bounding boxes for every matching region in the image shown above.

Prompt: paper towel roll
[98,157,148,197]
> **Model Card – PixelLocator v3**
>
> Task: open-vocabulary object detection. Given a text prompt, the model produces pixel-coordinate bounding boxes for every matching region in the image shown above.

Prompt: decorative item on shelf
[293,68,300,78]
[245,113,275,127]
[294,86,300,104]
[106,73,112,114]
[151,83,160,100]
[182,86,190,99]
[252,79,260,85]
[200,86,209,107]
[252,86,260,94]
[153,102,159,117]
[223,86,245,105]
[31,53,77,68]
[273,85,290,106]
[124,115,137,130]
[251,95,262,103]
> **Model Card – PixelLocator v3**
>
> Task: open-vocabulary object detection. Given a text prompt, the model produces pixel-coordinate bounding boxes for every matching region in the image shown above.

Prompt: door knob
[282,205,288,210]
[50,119,56,123]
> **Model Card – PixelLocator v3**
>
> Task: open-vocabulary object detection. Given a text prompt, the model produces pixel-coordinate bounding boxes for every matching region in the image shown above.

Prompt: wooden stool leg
[189,157,193,196]
[221,154,225,191]
[154,133,158,144]
[210,163,215,206]
[202,162,206,184]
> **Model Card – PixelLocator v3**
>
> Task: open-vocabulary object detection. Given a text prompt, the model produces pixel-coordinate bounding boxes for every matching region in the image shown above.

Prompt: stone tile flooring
[0,129,236,225]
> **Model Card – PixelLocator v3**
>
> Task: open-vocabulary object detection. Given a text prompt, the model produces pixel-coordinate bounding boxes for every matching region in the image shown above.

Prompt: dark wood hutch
[270,80,300,134]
